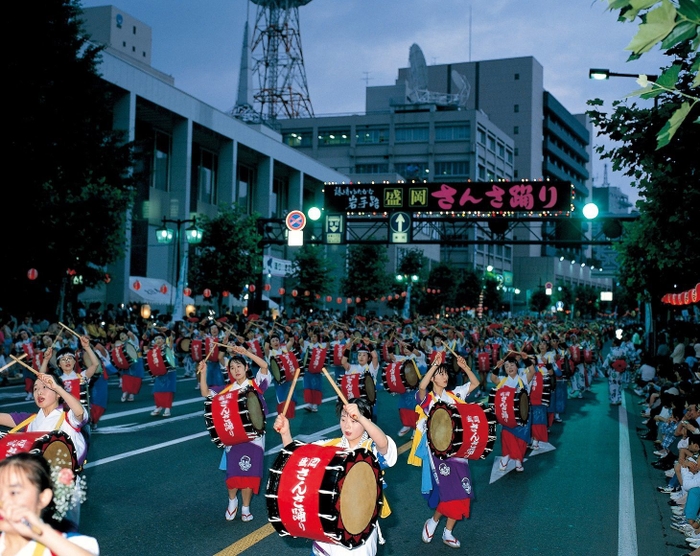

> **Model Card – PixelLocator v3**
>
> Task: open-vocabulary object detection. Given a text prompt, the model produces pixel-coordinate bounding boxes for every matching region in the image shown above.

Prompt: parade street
[0,369,684,556]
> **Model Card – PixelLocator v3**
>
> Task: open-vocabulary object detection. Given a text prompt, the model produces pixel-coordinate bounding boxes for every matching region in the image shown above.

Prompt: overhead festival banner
[324,180,573,214]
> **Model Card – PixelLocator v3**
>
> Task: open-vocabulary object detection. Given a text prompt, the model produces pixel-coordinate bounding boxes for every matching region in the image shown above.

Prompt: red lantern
[103,273,111,284]
[401,291,407,298]
[355,297,361,304]
[684,291,690,305]
[304,290,310,297]
[27,268,38,280]
[292,289,298,297]
[184,287,192,297]
[203,288,212,298]
[347,298,352,304]
[222,290,229,297]
[380,296,386,302]
[315,294,321,300]
[249,285,256,293]
[693,284,700,303]
[336,297,342,304]
[160,284,168,294]
[279,287,286,296]
[133,280,141,291]
[326,296,332,303]
[264,284,271,292]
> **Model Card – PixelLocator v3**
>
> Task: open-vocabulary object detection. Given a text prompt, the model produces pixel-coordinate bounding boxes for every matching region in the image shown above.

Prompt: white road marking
[618,393,638,555]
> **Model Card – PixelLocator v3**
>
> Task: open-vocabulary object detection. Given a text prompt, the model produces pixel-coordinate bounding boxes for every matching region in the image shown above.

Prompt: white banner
[263,256,292,277]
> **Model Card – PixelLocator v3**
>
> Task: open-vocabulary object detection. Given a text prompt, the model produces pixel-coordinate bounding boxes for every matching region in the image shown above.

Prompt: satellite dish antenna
[408,43,428,102]
[451,69,471,107]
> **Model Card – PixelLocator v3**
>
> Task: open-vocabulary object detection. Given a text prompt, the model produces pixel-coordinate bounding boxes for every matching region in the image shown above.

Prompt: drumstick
[10,355,39,376]
[320,367,350,406]
[58,322,81,339]
[280,368,301,419]
[0,353,27,374]
[0,500,43,535]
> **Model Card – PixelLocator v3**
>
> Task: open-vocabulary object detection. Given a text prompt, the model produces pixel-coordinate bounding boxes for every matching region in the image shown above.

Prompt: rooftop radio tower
[250,0,315,121]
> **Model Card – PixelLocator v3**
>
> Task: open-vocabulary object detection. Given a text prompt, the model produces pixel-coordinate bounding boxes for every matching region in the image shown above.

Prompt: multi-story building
[80,6,347,312]
[277,51,610,308]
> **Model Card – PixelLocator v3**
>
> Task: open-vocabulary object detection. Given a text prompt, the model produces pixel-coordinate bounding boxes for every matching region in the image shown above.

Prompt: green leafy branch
[606,0,699,147]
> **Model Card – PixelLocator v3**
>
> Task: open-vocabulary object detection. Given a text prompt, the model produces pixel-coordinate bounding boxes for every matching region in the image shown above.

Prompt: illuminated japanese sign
[324,181,572,214]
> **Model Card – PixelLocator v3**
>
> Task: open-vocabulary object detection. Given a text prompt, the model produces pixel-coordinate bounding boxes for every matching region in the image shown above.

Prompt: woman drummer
[412,351,480,549]
[489,352,536,473]
[149,333,177,417]
[198,345,270,523]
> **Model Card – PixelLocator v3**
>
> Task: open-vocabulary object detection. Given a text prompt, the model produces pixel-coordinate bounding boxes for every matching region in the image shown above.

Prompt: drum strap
[32,542,47,556]
[496,376,524,390]
[9,411,65,434]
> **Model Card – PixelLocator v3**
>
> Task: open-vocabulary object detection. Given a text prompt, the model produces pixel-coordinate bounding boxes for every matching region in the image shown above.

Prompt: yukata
[603,345,628,405]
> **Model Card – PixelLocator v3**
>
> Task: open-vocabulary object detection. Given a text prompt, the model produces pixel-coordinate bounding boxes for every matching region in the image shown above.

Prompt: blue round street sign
[286,210,307,231]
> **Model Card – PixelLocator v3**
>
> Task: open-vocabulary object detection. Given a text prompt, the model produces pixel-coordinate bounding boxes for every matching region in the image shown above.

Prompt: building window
[152,131,170,191]
[194,146,217,205]
[356,128,389,144]
[514,147,519,156]
[132,46,136,52]
[505,245,512,259]
[435,161,469,177]
[237,164,255,213]
[355,163,389,174]
[487,170,495,181]
[122,41,126,47]
[506,149,513,163]
[318,129,351,146]
[514,73,520,80]
[395,126,429,143]
[513,126,519,135]
[498,143,505,158]
[514,104,519,113]
[514,169,519,178]
[435,124,470,141]
[394,162,429,179]
[478,165,486,180]
[133,26,136,34]
[477,128,486,145]
[283,131,312,148]
[143,51,146,57]
[487,136,496,151]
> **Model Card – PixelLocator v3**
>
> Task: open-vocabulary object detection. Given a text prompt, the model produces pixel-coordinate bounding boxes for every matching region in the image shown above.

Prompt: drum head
[339,461,376,535]
[37,432,79,472]
[245,391,265,433]
[179,338,191,354]
[164,347,176,368]
[428,406,453,453]
[125,343,138,361]
[403,361,419,388]
[363,374,376,403]
[270,359,283,383]
[518,390,530,424]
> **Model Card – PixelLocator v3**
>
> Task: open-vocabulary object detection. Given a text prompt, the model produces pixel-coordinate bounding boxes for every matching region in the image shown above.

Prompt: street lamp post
[396,274,419,320]
[155,216,204,321]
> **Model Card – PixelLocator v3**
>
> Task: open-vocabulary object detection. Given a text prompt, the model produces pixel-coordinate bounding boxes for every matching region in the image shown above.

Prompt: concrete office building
[80,6,347,312]
[278,52,611,309]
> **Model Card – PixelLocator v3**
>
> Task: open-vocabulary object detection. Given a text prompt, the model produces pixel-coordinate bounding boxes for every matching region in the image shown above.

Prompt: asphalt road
[0,368,691,556]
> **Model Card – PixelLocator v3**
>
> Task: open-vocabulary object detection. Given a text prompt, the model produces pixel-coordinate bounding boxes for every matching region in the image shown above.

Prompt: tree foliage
[604,0,699,147]
[587,45,700,304]
[341,245,391,306]
[188,205,262,311]
[530,287,551,314]
[288,245,335,313]
[4,0,134,315]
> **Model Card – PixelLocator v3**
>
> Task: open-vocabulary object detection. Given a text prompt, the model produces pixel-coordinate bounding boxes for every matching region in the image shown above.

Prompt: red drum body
[32,352,43,372]
[0,430,80,473]
[488,386,529,428]
[203,388,266,448]
[569,346,581,363]
[247,339,264,360]
[205,337,220,362]
[145,345,176,376]
[339,372,376,404]
[111,343,137,370]
[266,441,382,548]
[270,352,300,384]
[333,343,345,366]
[307,347,328,374]
[529,372,551,407]
[190,339,204,362]
[490,343,500,365]
[477,352,491,373]
[426,401,497,460]
[583,349,594,364]
[382,360,419,394]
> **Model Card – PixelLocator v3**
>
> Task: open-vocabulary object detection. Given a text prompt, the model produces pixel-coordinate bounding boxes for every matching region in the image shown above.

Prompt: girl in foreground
[0,452,99,555]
